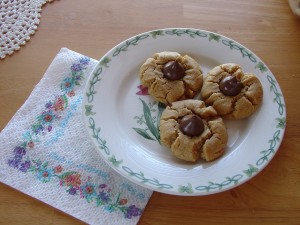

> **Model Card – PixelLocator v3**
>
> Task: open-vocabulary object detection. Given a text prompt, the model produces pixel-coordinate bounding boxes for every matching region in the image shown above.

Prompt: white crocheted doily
[0,0,53,59]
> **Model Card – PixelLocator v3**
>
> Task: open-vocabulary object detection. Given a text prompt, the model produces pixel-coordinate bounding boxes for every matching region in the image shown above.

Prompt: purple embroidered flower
[74,75,82,81]
[47,126,52,132]
[8,158,21,168]
[79,57,90,65]
[99,184,107,189]
[19,161,31,172]
[71,63,83,72]
[45,101,52,108]
[98,191,110,203]
[13,146,26,158]
[125,205,143,219]
[68,187,77,195]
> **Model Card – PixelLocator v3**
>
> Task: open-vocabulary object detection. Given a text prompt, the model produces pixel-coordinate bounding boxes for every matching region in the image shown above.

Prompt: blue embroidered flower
[104,205,116,213]
[40,111,55,124]
[33,111,57,135]
[61,77,75,93]
[81,182,97,200]
[37,168,54,183]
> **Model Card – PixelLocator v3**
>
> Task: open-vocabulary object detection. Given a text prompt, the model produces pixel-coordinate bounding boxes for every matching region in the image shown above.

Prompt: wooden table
[1,0,300,224]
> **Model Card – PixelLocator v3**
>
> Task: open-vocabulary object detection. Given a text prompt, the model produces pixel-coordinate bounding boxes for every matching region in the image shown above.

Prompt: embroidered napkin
[0,48,152,225]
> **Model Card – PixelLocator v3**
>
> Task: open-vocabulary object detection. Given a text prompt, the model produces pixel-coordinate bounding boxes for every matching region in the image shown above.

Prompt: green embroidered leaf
[62,95,69,108]
[133,128,155,140]
[96,198,105,206]
[57,171,77,179]
[21,142,27,148]
[42,161,49,168]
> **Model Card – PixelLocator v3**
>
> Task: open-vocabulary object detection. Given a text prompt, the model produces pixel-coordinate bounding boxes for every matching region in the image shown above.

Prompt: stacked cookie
[139,51,263,162]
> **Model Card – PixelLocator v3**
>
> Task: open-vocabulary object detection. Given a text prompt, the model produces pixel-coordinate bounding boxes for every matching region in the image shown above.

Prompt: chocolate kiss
[179,114,204,137]
[163,60,185,80]
[219,76,243,96]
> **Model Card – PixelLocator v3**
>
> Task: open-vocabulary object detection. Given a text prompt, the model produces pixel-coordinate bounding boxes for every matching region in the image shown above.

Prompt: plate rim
[82,28,286,196]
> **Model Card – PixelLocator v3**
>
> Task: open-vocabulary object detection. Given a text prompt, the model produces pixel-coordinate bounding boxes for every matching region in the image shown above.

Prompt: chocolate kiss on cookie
[179,114,204,136]
[159,99,228,162]
[139,51,203,104]
[219,76,243,96]
[163,60,185,80]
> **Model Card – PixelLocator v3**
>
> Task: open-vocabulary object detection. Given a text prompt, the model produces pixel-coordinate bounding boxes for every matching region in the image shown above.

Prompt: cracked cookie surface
[140,51,203,104]
[201,63,263,119]
[159,99,228,162]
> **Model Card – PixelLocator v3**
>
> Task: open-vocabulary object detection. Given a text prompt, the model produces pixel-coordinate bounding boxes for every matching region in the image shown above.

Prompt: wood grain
[1,0,300,224]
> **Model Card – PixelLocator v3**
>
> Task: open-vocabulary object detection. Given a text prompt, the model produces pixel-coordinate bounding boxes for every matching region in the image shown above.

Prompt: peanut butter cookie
[140,51,203,104]
[201,63,263,119]
[159,99,228,162]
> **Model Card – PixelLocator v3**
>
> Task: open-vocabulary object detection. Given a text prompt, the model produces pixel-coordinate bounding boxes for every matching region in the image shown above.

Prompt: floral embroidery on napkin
[7,56,143,219]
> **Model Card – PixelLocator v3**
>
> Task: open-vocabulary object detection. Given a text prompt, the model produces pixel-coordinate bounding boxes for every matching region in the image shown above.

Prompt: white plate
[82,28,286,196]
